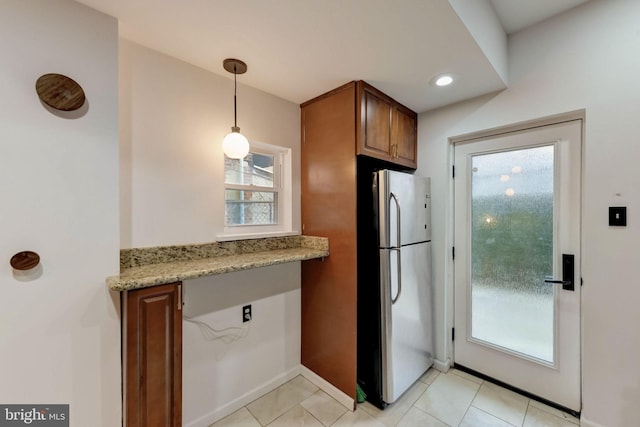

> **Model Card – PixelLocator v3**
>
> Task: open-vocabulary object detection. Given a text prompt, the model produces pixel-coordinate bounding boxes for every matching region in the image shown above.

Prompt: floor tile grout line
[411,404,454,427]
[522,398,532,427]
[396,379,432,423]
[304,403,330,427]
[244,406,263,427]
[468,379,530,426]
[329,407,354,427]
[266,404,323,427]
[396,380,432,426]
[391,372,438,426]
[244,405,261,426]
[455,378,483,427]
[470,404,522,427]
[399,370,460,427]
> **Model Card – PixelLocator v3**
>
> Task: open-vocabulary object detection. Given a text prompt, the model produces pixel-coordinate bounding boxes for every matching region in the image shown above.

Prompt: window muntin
[225,190,277,225]
[224,150,281,227]
[224,152,275,187]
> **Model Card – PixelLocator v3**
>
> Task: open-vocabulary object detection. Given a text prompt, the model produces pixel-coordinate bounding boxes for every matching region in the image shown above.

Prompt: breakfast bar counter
[107,235,329,291]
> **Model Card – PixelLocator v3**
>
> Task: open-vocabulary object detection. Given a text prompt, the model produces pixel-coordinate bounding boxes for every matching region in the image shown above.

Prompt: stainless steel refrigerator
[358,167,434,407]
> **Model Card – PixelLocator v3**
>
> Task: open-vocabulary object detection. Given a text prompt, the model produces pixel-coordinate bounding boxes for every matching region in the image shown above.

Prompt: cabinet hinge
[452,327,455,342]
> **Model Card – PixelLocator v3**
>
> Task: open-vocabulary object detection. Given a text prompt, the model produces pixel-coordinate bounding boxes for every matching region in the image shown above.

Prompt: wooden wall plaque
[35,73,85,111]
[10,251,40,271]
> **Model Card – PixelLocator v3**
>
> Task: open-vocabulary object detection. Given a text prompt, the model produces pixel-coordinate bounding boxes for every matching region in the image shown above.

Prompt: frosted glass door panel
[470,146,554,362]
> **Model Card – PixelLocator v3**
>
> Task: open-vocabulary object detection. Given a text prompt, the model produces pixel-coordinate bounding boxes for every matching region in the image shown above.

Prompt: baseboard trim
[301,365,355,411]
[433,358,451,373]
[183,365,302,427]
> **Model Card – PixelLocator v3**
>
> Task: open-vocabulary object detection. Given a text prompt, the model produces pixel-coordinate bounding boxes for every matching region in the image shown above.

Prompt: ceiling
[491,0,590,35]
[76,0,590,113]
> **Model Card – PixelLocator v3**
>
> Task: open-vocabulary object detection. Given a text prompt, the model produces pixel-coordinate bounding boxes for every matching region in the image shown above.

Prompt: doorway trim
[449,110,585,145]
[445,109,585,395]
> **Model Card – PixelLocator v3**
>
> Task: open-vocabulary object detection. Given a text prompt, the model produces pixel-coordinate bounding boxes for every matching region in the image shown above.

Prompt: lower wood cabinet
[123,282,182,427]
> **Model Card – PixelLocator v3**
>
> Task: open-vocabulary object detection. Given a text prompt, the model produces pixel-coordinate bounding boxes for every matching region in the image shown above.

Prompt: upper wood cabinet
[356,81,418,169]
[123,282,182,427]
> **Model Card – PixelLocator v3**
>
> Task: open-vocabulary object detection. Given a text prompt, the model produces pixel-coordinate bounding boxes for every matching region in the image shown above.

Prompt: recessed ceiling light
[432,74,455,87]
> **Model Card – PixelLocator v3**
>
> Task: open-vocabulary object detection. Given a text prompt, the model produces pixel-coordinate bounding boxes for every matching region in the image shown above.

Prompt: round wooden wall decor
[35,73,86,111]
[10,251,40,271]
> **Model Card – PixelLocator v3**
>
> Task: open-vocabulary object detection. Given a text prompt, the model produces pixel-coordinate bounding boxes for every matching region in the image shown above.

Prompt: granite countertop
[107,235,328,291]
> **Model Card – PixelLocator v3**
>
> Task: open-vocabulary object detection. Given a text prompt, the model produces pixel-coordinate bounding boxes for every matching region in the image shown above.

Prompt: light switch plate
[609,206,627,226]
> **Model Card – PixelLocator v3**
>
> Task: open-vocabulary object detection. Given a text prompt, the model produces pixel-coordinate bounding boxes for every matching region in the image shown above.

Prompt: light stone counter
[107,236,328,291]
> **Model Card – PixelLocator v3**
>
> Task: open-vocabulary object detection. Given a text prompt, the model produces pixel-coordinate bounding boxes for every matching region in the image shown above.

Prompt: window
[222,141,292,239]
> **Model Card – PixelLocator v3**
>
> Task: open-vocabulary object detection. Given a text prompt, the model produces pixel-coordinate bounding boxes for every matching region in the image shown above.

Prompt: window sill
[215,230,300,242]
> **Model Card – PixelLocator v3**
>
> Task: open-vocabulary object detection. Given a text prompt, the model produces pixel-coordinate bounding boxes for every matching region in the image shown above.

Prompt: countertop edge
[108,243,328,292]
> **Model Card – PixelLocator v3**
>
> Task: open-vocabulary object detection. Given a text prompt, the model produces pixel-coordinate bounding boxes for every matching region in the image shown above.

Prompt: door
[453,120,582,411]
[359,83,393,160]
[392,105,418,168]
[123,282,183,427]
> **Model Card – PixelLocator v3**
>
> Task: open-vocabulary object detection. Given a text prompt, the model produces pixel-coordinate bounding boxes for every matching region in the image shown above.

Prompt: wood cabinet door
[357,83,393,161]
[124,282,182,427]
[392,105,417,168]
[357,81,417,169]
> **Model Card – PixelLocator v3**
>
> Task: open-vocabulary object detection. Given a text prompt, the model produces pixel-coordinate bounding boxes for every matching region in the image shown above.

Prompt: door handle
[544,254,575,291]
[390,247,402,304]
[388,192,402,304]
[389,192,401,247]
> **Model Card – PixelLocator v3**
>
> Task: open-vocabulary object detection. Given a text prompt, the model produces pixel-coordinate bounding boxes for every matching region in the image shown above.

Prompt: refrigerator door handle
[391,247,402,304]
[389,192,402,304]
[389,192,401,247]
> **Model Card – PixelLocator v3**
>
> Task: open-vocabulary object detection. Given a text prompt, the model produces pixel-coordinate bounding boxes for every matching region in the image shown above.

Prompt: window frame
[218,140,294,241]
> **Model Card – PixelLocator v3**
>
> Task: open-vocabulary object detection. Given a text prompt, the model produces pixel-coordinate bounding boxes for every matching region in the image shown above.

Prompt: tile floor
[210,368,580,427]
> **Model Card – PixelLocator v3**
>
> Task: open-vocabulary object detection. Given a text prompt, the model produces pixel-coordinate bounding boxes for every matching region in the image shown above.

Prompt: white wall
[119,40,301,248]
[418,0,640,425]
[447,0,508,84]
[182,265,301,426]
[0,1,121,425]
[119,40,303,426]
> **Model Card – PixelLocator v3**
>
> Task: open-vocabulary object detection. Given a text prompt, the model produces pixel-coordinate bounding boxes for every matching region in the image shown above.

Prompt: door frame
[445,109,585,401]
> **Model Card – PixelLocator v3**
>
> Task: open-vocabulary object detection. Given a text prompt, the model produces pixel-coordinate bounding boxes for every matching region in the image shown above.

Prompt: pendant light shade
[222,128,249,159]
[222,58,249,159]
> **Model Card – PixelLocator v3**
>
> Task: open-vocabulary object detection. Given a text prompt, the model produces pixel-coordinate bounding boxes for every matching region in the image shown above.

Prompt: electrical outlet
[243,304,252,323]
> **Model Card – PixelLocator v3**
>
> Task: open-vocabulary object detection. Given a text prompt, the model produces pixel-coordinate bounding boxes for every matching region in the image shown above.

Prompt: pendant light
[222,58,250,159]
